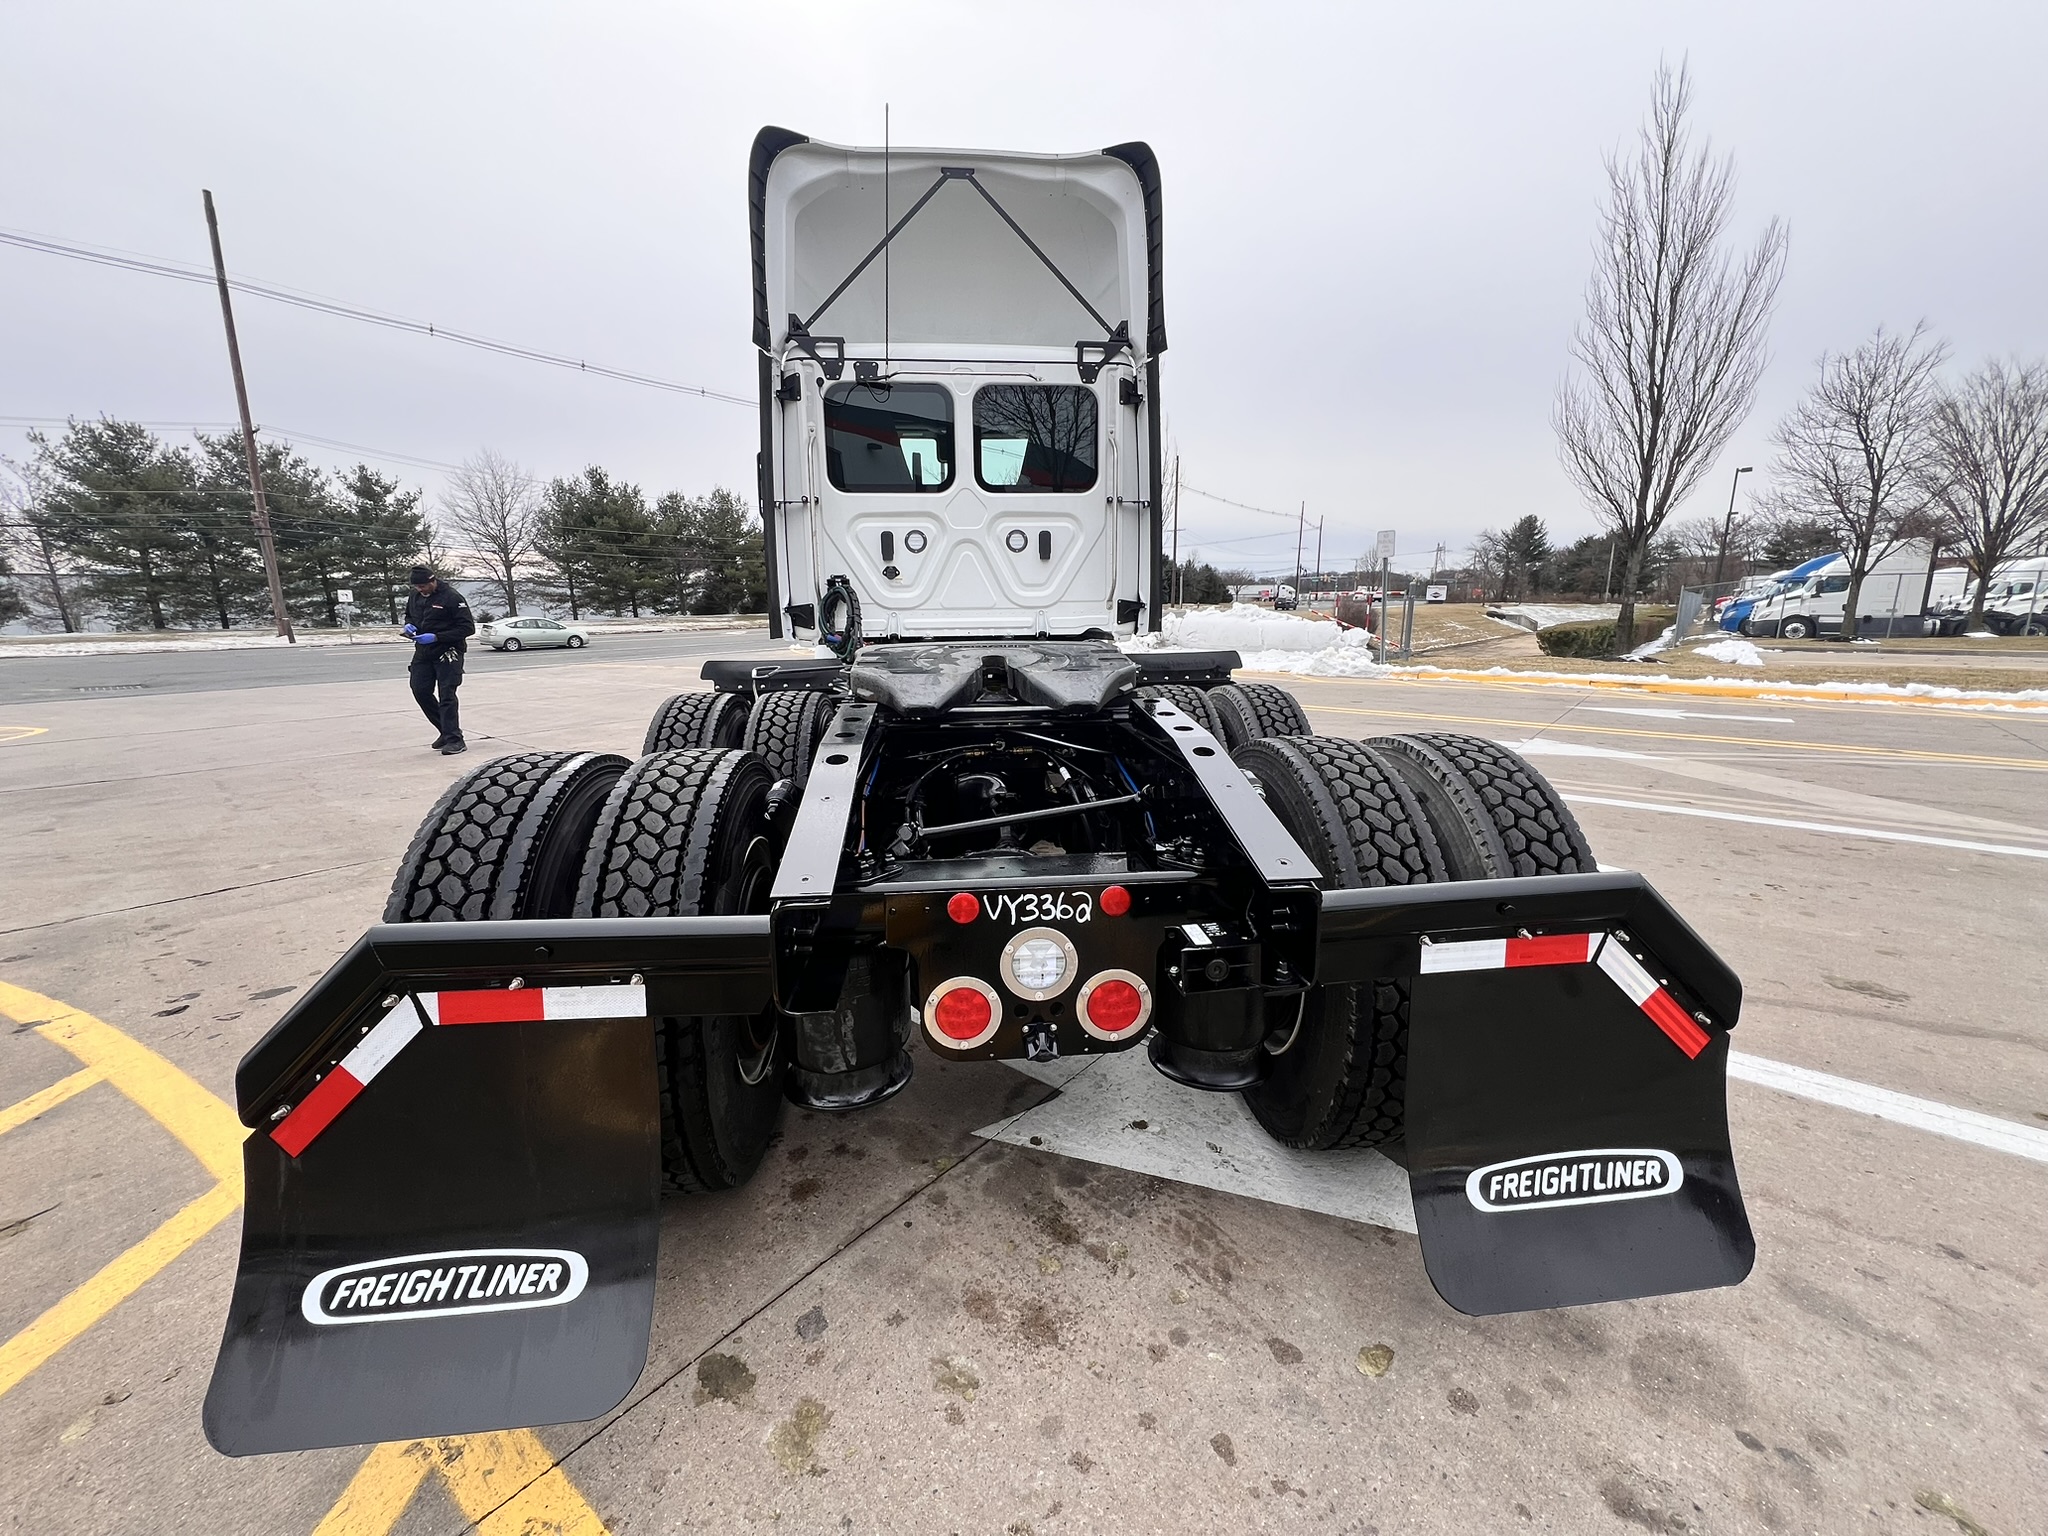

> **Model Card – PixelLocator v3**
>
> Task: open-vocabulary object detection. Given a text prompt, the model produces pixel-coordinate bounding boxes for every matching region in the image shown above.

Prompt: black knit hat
[409,565,435,585]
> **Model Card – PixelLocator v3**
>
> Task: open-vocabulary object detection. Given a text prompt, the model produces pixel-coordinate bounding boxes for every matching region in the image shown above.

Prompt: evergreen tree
[687,488,766,614]
[335,465,433,622]
[31,422,197,630]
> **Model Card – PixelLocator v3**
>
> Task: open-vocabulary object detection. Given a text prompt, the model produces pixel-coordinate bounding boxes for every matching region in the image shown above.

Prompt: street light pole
[1711,465,1754,589]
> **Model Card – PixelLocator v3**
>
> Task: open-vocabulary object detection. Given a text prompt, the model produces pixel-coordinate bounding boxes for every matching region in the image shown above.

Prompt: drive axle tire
[643,690,748,754]
[1208,681,1313,750]
[1133,683,1225,737]
[383,751,631,923]
[1231,737,1445,1150]
[744,688,834,787]
[1367,732,1594,880]
[576,749,783,1193]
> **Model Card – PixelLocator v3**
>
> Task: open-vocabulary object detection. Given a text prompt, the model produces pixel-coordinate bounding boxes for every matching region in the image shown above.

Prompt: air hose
[820,574,863,660]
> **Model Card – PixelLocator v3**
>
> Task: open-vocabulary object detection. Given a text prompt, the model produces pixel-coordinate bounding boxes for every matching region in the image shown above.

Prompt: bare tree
[1769,325,1947,637]
[442,449,539,615]
[1553,62,1786,654]
[1929,358,2048,629]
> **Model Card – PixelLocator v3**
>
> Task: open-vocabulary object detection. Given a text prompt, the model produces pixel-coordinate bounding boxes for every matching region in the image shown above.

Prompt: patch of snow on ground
[1626,624,1678,659]
[1486,603,1617,632]
[1694,637,1766,667]
[1128,604,1347,655]
[1125,604,1392,676]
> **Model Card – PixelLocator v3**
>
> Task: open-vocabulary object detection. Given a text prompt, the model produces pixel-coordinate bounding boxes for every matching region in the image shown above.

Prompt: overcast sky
[6,1,2045,576]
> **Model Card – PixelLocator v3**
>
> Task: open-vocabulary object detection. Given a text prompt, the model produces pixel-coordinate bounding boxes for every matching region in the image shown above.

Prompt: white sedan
[480,616,590,652]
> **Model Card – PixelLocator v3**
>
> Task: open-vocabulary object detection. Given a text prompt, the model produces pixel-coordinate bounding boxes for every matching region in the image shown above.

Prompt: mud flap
[1404,932,1753,1314]
[202,915,772,1455]
[203,1006,658,1455]
[1318,874,1754,1316]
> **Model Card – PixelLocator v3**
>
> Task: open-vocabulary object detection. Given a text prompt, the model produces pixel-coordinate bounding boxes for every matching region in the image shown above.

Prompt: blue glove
[402,623,417,637]
[413,632,437,646]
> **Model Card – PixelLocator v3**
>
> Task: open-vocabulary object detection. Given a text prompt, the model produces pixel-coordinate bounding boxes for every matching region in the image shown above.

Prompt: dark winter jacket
[403,581,476,658]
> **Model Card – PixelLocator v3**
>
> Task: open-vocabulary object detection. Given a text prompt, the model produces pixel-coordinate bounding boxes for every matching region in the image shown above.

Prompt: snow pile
[0,632,391,657]
[1128,604,1389,678]
[1626,624,1678,660]
[1135,604,1347,654]
[1693,637,1766,667]
[1486,603,1617,632]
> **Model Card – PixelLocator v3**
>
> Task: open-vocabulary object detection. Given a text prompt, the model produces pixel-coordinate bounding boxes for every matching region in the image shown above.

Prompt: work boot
[439,739,467,755]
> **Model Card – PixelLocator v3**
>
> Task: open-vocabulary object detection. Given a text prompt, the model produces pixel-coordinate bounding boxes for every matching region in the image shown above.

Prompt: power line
[0,226,755,407]
[0,415,462,474]
[1179,482,1298,520]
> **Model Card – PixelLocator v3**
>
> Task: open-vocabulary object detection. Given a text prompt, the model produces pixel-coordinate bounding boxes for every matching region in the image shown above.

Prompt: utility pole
[1170,454,1181,606]
[1313,518,1323,608]
[1431,542,1444,579]
[203,190,294,641]
[1293,501,1305,599]
[1710,465,1754,588]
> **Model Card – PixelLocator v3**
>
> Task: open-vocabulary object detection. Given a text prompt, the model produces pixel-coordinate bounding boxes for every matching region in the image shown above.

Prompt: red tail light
[946,892,979,924]
[924,977,1001,1049]
[1077,970,1152,1042]
[1098,884,1131,917]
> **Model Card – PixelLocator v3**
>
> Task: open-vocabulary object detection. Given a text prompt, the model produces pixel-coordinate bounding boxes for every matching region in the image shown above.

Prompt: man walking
[402,566,476,755]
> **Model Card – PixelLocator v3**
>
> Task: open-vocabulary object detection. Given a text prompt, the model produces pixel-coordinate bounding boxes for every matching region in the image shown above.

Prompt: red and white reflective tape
[1419,932,1711,1059]
[419,983,647,1026]
[271,983,646,1156]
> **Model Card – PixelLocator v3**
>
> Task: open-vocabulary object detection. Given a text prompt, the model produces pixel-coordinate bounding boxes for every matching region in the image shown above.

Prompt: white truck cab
[752,130,1164,643]
[1740,542,1950,640]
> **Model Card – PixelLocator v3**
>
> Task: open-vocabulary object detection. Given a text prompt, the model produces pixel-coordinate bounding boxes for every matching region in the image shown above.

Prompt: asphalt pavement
[1,636,2043,1536]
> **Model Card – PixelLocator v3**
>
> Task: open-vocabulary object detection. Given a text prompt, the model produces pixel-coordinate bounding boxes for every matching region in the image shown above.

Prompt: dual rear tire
[384,744,786,1194]
[1226,711,1595,1151]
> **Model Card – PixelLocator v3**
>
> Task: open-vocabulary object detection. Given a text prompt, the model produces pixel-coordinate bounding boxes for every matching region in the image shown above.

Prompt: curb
[1249,665,2048,711]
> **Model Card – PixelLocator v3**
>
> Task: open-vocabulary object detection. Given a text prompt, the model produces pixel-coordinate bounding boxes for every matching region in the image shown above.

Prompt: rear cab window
[824,382,954,491]
[974,384,1098,492]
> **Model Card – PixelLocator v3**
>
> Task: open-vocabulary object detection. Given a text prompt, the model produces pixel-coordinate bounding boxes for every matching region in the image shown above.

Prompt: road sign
[335,588,354,606]
[1376,530,1397,564]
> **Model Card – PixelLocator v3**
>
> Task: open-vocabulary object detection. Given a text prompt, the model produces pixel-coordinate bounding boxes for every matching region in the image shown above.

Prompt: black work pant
[409,650,464,742]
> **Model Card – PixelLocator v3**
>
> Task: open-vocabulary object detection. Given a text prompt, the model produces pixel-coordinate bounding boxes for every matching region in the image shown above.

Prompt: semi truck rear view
[201,128,1755,1456]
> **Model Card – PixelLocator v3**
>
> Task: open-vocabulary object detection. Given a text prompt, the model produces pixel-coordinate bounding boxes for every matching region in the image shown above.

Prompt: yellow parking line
[0,1066,100,1135]
[0,1180,240,1397]
[1295,702,2048,771]
[4,983,246,1183]
[317,1432,611,1535]
[0,725,51,744]
[0,978,611,1532]
[0,980,248,1399]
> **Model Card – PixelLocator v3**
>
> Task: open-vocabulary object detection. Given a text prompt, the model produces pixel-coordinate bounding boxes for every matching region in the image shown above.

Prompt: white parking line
[1563,793,2048,861]
[1729,1052,2048,1164]
[1582,706,1795,723]
[979,1045,2047,1236]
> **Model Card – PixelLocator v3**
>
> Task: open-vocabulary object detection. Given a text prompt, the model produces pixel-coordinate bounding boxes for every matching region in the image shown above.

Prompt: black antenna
[883,103,890,370]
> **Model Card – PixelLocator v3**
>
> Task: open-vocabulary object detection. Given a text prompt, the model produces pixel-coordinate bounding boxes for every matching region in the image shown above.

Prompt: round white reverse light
[1010,937,1067,991]
[999,926,1079,1001]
